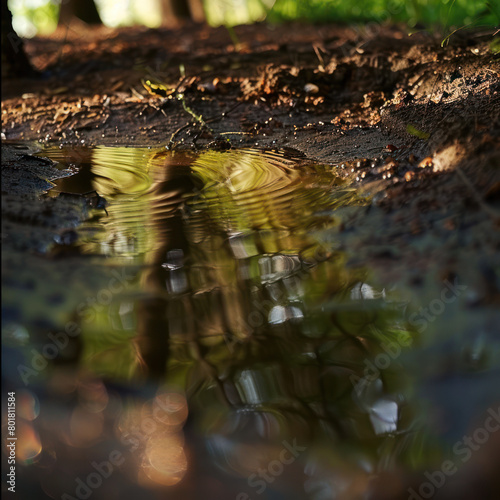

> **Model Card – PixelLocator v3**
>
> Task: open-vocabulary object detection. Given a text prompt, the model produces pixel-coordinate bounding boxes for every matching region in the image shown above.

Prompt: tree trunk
[1,0,36,78]
[58,0,102,26]
[161,0,205,27]
[187,0,206,23]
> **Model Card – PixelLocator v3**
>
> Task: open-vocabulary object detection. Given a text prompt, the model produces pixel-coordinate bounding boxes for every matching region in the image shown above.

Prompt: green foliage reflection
[41,146,432,475]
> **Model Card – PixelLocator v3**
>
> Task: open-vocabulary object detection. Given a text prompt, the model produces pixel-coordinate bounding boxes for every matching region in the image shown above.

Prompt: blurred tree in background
[2,0,35,76]
[160,0,205,27]
[58,0,102,26]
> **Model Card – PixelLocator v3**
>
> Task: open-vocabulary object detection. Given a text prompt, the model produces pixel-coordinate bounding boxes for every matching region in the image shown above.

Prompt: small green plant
[406,124,430,140]
[490,34,500,54]
[176,93,208,129]
[225,25,241,49]
[441,1,499,47]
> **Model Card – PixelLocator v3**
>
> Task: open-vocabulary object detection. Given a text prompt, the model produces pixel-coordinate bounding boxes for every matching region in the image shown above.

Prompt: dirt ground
[2,21,500,286]
[2,22,500,500]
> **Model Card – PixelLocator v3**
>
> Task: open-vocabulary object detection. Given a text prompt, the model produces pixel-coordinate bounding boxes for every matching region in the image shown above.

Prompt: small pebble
[419,157,433,168]
[405,171,415,182]
[304,83,319,94]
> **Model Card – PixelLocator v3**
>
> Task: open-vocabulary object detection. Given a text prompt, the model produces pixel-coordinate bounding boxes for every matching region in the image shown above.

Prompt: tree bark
[161,0,205,27]
[1,0,36,78]
[58,0,102,26]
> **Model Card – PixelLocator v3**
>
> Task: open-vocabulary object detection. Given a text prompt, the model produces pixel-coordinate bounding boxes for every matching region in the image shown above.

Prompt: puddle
[6,145,493,499]
[42,147,365,259]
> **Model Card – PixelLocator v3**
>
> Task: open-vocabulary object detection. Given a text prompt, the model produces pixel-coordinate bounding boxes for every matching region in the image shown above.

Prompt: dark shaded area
[1,0,36,77]
[58,0,102,26]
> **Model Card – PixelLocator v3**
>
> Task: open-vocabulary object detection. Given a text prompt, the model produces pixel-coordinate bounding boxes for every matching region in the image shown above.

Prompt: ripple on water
[27,144,431,499]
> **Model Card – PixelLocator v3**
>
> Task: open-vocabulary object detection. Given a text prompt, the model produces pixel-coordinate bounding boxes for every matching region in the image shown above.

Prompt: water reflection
[27,146,419,498]
[118,391,189,487]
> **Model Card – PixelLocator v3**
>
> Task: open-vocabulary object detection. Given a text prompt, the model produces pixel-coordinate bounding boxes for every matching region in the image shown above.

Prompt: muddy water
[6,147,441,499]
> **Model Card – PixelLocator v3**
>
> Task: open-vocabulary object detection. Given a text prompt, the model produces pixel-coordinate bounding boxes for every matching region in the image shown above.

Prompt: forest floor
[2,21,499,290]
[2,21,500,500]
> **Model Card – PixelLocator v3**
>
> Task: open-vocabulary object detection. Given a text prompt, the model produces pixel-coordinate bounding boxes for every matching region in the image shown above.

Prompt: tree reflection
[39,146,420,496]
